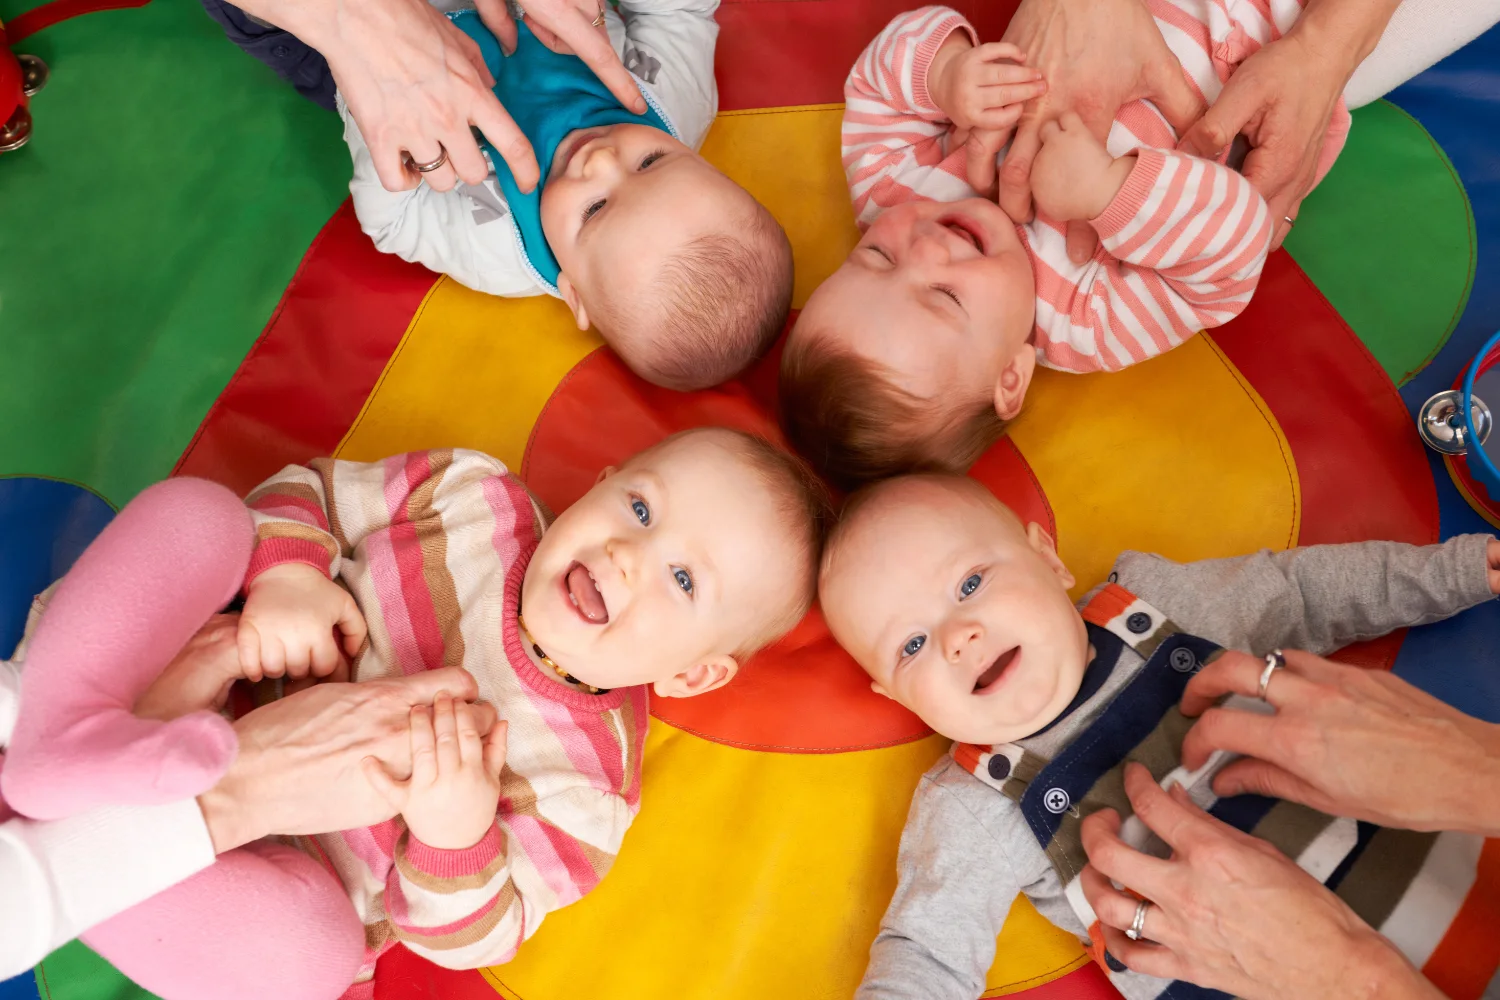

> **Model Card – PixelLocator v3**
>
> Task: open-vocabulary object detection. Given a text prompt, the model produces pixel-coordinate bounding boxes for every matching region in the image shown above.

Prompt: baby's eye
[631,498,651,525]
[865,245,894,263]
[673,568,694,594]
[934,285,961,306]
[582,198,606,222]
[638,150,666,170]
[901,634,927,658]
[960,573,982,598]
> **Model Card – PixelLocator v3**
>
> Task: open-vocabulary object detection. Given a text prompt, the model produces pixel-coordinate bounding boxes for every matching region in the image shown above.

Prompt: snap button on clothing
[1169,647,1197,673]
[1126,612,1152,634]
[988,755,1012,780]
[1043,787,1071,814]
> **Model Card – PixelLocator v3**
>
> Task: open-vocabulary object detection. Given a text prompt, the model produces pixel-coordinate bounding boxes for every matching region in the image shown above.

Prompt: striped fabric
[957,585,1500,1000]
[246,451,649,991]
[842,0,1351,373]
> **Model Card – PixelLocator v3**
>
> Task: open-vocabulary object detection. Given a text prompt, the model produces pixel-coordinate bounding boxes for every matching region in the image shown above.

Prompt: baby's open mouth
[973,646,1019,694]
[565,562,609,624]
[941,215,986,254]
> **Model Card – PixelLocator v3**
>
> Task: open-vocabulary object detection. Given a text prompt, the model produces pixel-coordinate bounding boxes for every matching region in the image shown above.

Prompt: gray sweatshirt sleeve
[609,0,720,150]
[858,763,1022,1000]
[1114,534,1496,656]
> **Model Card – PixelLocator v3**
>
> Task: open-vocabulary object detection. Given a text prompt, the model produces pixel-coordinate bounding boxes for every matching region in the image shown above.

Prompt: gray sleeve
[608,0,719,149]
[1114,534,1496,656]
[857,769,1022,1000]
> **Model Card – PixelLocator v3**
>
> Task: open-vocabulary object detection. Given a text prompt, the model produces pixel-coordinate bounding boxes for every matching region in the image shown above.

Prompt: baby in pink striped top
[779,1,1349,492]
[1,428,829,1000]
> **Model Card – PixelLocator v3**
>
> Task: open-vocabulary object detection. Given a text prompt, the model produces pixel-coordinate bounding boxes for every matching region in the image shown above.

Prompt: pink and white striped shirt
[844,2,1351,372]
[245,450,647,993]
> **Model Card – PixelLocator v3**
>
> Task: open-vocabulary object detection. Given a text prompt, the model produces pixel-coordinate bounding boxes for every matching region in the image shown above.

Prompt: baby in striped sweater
[779,1,1349,492]
[1,428,829,1000]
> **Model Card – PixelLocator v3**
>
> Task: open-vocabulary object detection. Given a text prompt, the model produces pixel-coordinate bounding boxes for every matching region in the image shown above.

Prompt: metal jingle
[1418,389,1493,456]
[18,54,49,97]
[0,106,33,153]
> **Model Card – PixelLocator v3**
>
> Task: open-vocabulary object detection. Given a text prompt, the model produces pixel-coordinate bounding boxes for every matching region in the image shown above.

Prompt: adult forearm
[1456,718,1500,837]
[1295,0,1404,76]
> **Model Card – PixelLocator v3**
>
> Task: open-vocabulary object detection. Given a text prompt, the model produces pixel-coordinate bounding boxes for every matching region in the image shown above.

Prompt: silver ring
[1257,649,1285,701]
[408,146,448,174]
[1126,899,1150,941]
[1283,215,1295,227]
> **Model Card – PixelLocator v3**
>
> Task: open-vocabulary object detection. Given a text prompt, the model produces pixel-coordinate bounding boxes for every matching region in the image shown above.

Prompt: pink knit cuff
[912,15,978,114]
[244,537,334,589]
[403,822,504,878]
[1091,147,1168,242]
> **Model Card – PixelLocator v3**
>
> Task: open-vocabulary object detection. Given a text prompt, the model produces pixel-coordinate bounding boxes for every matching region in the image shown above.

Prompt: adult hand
[1177,0,1400,249]
[1180,649,1500,837]
[196,666,498,853]
[994,0,1204,262]
[1078,763,1441,1000]
[472,0,644,109]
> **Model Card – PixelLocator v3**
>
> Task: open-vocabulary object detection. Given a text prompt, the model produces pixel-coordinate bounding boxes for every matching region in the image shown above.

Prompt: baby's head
[522,427,831,696]
[780,197,1036,490]
[540,124,794,391]
[819,474,1089,744]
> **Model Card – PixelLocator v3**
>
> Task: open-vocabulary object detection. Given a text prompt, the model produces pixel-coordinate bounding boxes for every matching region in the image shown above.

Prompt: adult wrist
[1291,0,1401,80]
[1464,720,1500,837]
[196,783,258,855]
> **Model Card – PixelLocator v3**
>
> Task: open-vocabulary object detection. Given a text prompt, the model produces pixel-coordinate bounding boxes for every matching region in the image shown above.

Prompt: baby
[779,2,1350,490]
[819,474,1498,1000]
[345,0,794,391]
[1,427,829,1000]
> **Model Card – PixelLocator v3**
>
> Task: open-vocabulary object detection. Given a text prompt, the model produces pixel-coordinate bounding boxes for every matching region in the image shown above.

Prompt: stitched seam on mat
[1201,332,1299,551]
[1000,438,1057,549]
[1385,101,1477,387]
[980,954,1092,997]
[717,103,845,118]
[0,473,119,511]
[172,201,346,478]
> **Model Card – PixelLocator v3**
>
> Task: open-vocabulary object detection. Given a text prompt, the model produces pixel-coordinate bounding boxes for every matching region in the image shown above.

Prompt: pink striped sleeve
[843,6,979,227]
[1031,148,1272,373]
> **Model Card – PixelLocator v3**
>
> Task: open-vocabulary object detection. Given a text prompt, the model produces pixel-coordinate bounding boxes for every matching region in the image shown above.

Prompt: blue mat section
[0,477,115,659]
[1390,24,1500,722]
[0,972,40,1000]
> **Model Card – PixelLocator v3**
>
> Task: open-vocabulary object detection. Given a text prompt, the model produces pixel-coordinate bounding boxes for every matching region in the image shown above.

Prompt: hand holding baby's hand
[1030,112,1134,224]
[1487,538,1500,594]
[365,696,509,850]
[238,563,367,683]
[928,35,1045,136]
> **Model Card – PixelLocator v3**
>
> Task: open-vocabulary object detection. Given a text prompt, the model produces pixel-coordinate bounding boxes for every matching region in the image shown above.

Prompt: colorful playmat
[3,1,1500,997]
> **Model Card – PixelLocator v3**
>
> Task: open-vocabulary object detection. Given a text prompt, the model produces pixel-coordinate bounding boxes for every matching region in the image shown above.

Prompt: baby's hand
[1030,112,1135,224]
[1488,538,1500,594]
[365,696,509,850]
[928,35,1046,136]
[238,563,367,683]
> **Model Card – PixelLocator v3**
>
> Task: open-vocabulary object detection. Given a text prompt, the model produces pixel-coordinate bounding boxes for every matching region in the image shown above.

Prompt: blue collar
[447,11,675,292]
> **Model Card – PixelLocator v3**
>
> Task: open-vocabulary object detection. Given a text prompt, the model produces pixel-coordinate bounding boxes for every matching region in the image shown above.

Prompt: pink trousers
[1,478,364,1000]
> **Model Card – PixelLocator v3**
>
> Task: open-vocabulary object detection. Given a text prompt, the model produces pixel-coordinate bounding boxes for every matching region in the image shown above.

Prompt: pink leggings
[1,478,364,1000]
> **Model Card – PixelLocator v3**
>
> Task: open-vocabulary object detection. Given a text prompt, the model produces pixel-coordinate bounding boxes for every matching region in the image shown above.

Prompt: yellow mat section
[336,102,1299,998]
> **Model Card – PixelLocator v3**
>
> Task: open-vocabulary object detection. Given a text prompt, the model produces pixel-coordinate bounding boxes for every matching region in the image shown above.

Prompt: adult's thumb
[393,666,480,705]
[1147,57,1206,137]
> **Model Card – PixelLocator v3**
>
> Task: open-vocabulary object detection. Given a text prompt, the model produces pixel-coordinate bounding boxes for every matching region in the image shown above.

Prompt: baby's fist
[1030,112,1133,223]
[928,35,1045,134]
[238,562,367,683]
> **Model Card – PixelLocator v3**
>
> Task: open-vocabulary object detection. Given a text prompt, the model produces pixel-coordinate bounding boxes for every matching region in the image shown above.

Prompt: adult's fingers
[997,121,1043,222]
[1180,649,1311,717]
[1079,787,1175,898]
[1065,221,1098,264]
[1122,762,1212,855]
[1080,864,1160,941]
[470,698,499,735]
[444,126,492,187]
[405,138,460,193]
[362,755,409,809]
[1144,50,1205,136]
[452,25,495,87]
[1211,757,1332,811]
[1178,78,1259,160]
[549,5,645,113]
[473,0,518,56]
[470,94,538,192]
[386,665,481,705]
[1180,704,1280,771]
[1095,923,1186,982]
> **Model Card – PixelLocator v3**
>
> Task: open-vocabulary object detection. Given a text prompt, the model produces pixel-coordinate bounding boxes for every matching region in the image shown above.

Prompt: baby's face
[798,197,1036,413]
[522,430,799,695]
[540,123,753,335]
[820,479,1090,745]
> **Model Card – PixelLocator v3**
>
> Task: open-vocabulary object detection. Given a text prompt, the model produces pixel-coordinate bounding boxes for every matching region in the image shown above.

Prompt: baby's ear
[1025,522,1076,590]
[557,274,591,331]
[653,654,739,699]
[992,346,1037,421]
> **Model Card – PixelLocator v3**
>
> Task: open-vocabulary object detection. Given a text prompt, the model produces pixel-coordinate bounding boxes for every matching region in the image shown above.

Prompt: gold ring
[591,3,606,26]
[407,146,448,174]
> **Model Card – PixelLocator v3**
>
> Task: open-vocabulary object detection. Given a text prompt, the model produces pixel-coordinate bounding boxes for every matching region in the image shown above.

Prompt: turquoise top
[448,10,674,291]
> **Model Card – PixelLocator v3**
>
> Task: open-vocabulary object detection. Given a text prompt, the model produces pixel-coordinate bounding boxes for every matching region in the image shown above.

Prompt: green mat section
[0,0,348,509]
[1284,99,1475,385]
[35,941,155,1000]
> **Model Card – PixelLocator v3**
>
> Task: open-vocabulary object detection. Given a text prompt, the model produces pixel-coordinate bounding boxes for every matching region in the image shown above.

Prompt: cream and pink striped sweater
[245,450,647,988]
[844,1,1351,372]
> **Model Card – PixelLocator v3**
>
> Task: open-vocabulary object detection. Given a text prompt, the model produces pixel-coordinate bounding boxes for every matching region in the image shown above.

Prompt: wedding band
[407,146,449,174]
[1283,215,1296,227]
[1126,899,1151,942]
[1257,649,1285,701]
[590,2,606,25]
